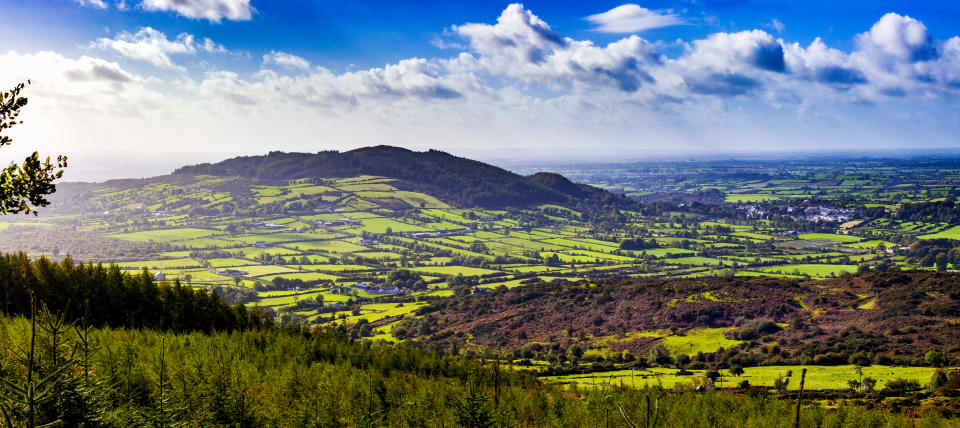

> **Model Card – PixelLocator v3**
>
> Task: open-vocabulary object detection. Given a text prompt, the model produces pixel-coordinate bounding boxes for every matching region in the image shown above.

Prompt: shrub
[884,378,921,392]
[732,318,781,340]
[925,348,945,367]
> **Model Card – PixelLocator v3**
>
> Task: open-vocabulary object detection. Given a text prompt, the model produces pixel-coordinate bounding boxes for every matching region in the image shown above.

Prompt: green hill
[174,145,628,208]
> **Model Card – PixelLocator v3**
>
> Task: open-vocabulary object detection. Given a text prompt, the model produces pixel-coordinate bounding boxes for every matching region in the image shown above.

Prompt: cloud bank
[4,4,960,178]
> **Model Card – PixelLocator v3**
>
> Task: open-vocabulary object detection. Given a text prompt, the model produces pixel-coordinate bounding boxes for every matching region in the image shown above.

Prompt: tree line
[0,251,270,332]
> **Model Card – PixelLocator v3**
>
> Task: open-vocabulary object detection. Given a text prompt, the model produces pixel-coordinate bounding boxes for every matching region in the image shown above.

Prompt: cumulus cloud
[586,4,684,33]
[7,3,960,168]
[140,0,254,23]
[452,4,660,92]
[0,50,169,118]
[200,38,227,54]
[93,27,195,70]
[93,27,227,70]
[263,51,310,70]
[856,13,935,63]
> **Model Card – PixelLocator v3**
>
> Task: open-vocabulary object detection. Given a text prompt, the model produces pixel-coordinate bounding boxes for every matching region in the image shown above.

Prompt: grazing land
[2,148,960,420]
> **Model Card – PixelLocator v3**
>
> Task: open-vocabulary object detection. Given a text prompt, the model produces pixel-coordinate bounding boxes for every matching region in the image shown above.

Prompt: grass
[108,228,219,242]
[661,327,742,355]
[206,258,258,268]
[259,272,341,282]
[353,217,429,234]
[410,265,501,276]
[759,264,858,277]
[664,256,725,266]
[724,193,781,203]
[636,248,696,258]
[116,258,200,269]
[798,233,862,243]
[920,225,960,240]
[232,264,297,277]
[542,365,943,391]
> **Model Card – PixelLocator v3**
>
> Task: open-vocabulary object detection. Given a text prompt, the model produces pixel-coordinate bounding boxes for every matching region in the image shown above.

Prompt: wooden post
[793,368,807,428]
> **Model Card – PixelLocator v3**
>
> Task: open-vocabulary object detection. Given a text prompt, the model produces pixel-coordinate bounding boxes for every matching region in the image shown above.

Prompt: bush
[925,348,945,367]
[884,378,921,392]
[930,369,960,391]
[732,318,781,340]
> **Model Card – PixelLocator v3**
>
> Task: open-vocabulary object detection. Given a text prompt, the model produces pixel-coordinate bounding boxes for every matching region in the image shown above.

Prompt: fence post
[793,368,807,428]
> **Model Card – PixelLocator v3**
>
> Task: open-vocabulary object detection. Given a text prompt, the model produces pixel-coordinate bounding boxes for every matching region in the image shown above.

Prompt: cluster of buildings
[406,228,473,238]
[342,282,407,295]
[787,206,856,223]
[250,221,286,230]
[316,218,361,227]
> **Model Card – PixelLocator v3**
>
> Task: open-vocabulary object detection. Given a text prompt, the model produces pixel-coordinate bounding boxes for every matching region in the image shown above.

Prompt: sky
[0,0,958,181]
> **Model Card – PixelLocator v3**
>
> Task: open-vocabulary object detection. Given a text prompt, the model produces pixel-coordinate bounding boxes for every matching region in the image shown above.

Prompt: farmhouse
[253,241,274,248]
[317,218,361,227]
[352,282,403,295]
[153,272,165,281]
[250,222,286,230]
[221,269,248,276]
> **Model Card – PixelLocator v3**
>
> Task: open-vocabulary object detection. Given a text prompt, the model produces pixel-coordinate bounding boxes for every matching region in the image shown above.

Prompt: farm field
[1,153,958,401]
[542,365,946,391]
[5,157,960,326]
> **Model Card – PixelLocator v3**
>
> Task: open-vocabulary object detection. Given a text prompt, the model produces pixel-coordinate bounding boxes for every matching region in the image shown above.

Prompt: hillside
[399,271,960,366]
[174,146,628,208]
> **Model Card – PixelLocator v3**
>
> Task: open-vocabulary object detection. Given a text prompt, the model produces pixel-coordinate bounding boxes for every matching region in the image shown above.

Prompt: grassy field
[542,365,944,391]
[798,233,862,243]
[920,225,960,240]
[724,193,781,202]
[108,228,219,242]
[759,264,858,277]
[661,327,742,355]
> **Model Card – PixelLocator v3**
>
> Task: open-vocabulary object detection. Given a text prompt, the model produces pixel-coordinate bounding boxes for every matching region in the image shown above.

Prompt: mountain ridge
[173,145,631,208]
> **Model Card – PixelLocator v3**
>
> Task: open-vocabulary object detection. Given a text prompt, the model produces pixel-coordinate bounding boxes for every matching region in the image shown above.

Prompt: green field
[759,264,858,277]
[920,225,960,240]
[543,365,944,391]
[798,233,862,243]
[108,228,219,242]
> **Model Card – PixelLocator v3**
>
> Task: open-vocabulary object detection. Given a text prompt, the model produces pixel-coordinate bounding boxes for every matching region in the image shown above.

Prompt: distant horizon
[1,1,958,167]
[47,144,960,183]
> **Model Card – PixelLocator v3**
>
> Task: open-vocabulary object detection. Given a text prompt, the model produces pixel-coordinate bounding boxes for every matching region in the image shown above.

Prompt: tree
[0,81,67,215]
[647,344,672,366]
[935,252,948,272]
[567,344,584,364]
[925,348,945,367]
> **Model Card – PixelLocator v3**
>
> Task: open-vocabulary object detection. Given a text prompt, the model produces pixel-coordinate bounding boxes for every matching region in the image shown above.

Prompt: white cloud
[5,4,960,176]
[139,0,253,23]
[72,0,108,9]
[856,13,934,63]
[200,38,227,54]
[93,27,194,70]
[452,4,660,92]
[586,4,684,33]
[93,27,228,71]
[263,51,310,70]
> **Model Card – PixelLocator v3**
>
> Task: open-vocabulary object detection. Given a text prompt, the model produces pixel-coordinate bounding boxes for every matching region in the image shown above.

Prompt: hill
[174,145,629,208]
[398,271,960,367]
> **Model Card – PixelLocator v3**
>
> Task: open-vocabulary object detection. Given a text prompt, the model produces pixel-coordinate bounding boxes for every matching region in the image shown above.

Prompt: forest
[2,295,959,426]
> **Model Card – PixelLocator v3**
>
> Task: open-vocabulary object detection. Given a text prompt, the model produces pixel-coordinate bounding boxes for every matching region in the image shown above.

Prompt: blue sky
[0,0,958,180]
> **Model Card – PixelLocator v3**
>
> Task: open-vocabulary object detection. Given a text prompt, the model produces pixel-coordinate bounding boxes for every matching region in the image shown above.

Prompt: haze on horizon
[1,0,959,181]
